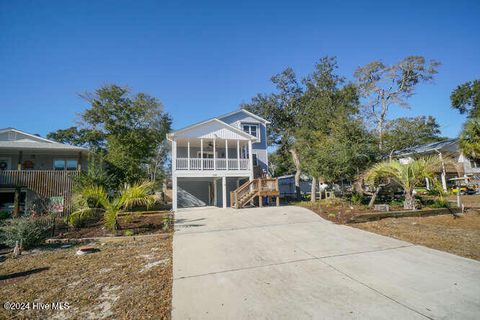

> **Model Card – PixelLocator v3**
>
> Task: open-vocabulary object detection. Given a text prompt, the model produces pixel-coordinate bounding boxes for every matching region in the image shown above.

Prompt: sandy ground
[353,210,480,260]
[0,233,172,319]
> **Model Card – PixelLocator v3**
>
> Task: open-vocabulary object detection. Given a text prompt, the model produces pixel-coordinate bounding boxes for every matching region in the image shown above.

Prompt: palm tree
[365,156,442,210]
[460,117,480,159]
[69,181,155,231]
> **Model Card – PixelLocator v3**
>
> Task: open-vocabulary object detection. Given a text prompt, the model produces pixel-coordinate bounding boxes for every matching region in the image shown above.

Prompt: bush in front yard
[431,198,450,208]
[0,215,55,249]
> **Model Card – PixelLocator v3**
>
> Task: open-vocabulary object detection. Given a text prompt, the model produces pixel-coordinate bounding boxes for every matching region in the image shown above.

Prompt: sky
[0,0,479,138]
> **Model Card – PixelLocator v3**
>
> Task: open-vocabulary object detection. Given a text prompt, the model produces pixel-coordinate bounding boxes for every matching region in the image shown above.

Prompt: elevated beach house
[0,128,88,215]
[167,109,279,210]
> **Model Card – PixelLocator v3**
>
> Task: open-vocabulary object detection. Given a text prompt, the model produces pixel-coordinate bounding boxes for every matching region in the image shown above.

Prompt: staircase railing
[230,178,280,209]
[231,179,256,209]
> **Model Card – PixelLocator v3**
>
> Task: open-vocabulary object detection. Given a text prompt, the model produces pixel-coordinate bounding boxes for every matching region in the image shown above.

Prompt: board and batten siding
[176,121,251,140]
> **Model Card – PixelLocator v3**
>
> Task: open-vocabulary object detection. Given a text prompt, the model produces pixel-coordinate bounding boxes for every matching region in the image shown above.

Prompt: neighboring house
[0,128,88,215]
[393,138,480,191]
[167,109,270,210]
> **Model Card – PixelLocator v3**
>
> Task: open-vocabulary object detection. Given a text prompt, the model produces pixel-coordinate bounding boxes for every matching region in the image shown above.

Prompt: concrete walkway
[172,206,480,319]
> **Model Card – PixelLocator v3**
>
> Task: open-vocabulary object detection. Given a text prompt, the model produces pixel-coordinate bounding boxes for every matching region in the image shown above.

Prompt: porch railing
[0,170,80,196]
[0,170,80,214]
[175,158,250,170]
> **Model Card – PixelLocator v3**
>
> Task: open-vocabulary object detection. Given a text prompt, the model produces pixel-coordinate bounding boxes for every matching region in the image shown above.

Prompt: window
[471,160,480,168]
[242,124,259,138]
[252,154,258,166]
[54,159,78,170]
[197,152,215,158]
[66,160,78,170]
[54,160,65,170]
[241,148,259,166]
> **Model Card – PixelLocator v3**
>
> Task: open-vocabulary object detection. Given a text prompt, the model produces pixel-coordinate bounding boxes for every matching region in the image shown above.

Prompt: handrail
[236,179,255,194]
[231,178,280,208]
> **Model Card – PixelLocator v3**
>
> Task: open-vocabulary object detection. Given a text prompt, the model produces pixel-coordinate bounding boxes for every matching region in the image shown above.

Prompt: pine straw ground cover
[352,211,480,261]
[0,233,172,319]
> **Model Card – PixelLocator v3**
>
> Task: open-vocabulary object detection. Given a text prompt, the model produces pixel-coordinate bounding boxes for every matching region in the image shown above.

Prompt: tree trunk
[404,191,416,210]
[368,186,381,208]
[13,187,21,218]
[311,177,317,202]
[289,148,302,200]
[353,179,364,196]
[378,95,388,151]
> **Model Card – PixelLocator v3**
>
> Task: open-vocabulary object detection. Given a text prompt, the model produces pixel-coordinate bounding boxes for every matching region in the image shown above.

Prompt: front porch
[173,137,253,173]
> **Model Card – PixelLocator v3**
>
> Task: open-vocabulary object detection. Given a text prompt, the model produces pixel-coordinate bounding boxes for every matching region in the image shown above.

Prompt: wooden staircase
[230,178,280,209]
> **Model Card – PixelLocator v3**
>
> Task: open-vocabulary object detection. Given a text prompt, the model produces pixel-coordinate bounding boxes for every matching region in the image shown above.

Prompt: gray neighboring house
[393,138,480,190]
[167,109,270,210]
[0,128,88,215]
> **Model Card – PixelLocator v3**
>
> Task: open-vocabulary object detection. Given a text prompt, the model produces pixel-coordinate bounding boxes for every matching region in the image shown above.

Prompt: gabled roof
[0,128,89,152]
[393,139,458,157]
[217,109,271,124]
[167,118,257,141]
[169,109,269,137]
[0,127,57,143]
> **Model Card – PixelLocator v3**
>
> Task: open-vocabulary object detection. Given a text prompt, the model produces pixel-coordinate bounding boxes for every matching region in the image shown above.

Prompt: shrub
[162,214,173,231]
[390,199,404,208]
[0,216,55,249]
[350,193,363,205]
[123,229,134,236]
[67,208,103,228]
[431,198,450,208]
[0,211,10,220]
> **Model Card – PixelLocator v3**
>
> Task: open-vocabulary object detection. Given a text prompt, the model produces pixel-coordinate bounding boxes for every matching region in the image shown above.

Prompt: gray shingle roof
[393,139,458,157]
[0,128,89,153]
[0,140,88,151]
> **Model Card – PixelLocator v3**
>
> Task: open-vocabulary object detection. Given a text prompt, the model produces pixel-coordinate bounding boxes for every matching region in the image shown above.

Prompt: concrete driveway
[172,206,480,319]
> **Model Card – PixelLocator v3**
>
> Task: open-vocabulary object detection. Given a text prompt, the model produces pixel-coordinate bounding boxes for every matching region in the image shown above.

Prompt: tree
[365,157,442,210]
[46,126,105,152]
[459,118,480,159]
[242,68,304,199]
[267,146,295,177]
[451,80,480,159]
[48,85,172,185]
[69,181,155,231]
[450,80,480,118]
[382,116,446,154]
[354,56,440,151]
[296,57,377,201]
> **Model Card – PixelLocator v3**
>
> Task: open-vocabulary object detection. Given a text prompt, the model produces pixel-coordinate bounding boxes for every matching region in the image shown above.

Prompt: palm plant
[69,181,155,231]
[365,156,442,210]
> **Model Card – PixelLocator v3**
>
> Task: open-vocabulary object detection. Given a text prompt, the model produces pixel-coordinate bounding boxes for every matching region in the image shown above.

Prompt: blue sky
[1,0,479,138]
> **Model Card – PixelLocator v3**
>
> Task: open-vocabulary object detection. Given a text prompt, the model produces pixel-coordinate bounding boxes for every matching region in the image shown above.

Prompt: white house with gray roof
[167,109,272,210]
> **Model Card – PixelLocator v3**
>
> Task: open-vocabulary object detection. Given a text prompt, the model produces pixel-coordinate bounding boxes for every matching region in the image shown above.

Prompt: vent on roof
[8,132,16,141]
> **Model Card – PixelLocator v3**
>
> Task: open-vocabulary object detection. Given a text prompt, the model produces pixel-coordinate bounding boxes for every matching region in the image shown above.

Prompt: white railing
[176,158,250,171]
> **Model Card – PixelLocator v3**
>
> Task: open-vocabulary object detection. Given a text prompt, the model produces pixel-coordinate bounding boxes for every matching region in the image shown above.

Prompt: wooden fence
[0,170,80,215]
